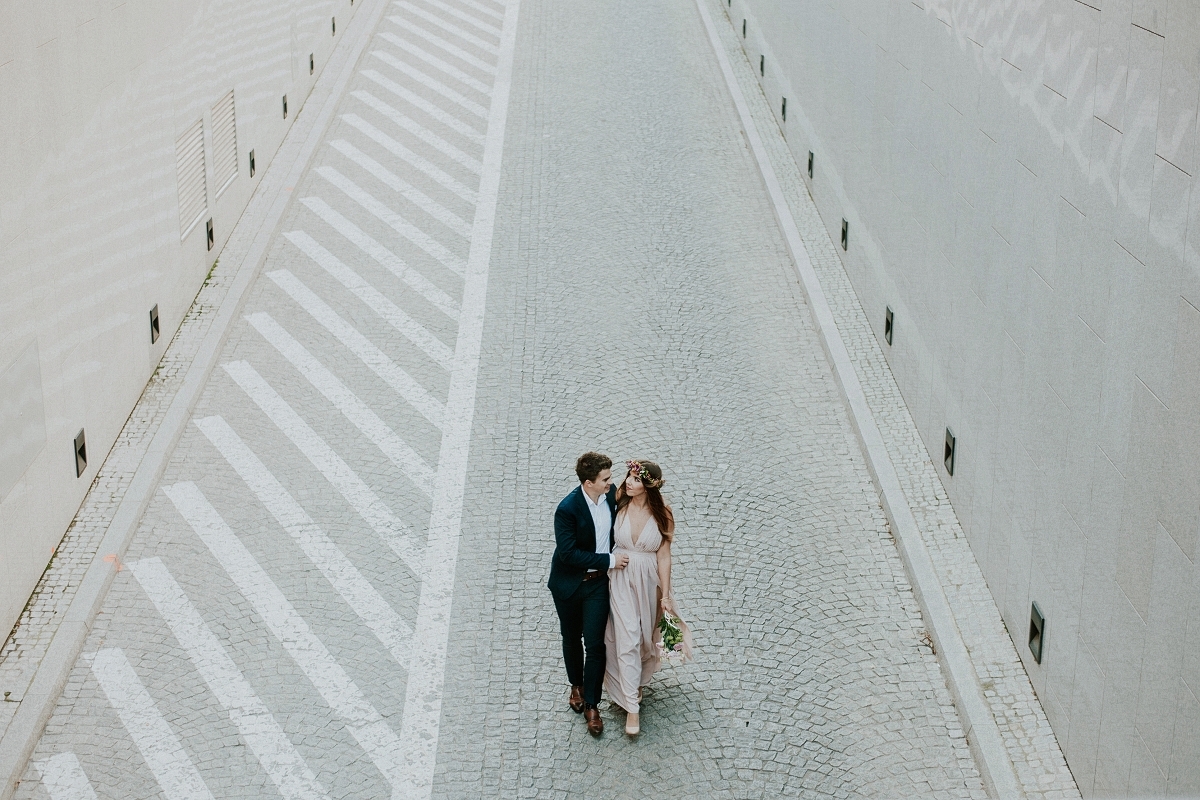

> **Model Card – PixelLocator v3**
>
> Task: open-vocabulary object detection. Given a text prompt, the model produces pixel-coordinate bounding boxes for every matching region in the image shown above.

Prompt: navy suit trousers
[552,575,610,706]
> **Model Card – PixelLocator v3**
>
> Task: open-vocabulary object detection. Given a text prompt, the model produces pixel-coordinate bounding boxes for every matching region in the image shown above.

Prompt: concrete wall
[722,0,1200,795]
[0,0,362,641]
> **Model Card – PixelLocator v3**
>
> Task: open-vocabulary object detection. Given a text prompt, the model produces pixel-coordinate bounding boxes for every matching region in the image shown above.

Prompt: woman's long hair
[616,460,674,541]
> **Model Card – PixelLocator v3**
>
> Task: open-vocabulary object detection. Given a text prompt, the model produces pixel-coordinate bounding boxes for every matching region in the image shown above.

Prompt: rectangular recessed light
[884,306,893,345]
[282,95,288,118]
[781,97,786,121]
[807,151,813,179]
[206,219,214,251]
[760,55,764,75]
[332,16,336,34]
[1029,602,1045,664]
[310,54,314,74]
[74,429,87,477]
[944,428,956,475]
[840,218,848,250]
[150,305,160,344]
[249,149,255,177]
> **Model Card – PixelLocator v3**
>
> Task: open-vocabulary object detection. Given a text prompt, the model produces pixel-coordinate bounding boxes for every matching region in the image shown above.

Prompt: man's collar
[580,485,607,507]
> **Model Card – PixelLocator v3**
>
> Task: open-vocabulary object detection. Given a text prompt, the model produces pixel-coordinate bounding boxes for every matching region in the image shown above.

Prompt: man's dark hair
[575,452,612,484]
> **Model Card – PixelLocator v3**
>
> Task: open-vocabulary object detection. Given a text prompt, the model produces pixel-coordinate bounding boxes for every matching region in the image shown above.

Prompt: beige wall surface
[724,0,1200,795]
[0,0,360,641]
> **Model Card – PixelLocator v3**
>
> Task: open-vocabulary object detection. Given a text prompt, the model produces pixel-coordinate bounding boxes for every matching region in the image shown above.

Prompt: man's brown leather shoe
[584,705,603,736]
[568,685,584,713]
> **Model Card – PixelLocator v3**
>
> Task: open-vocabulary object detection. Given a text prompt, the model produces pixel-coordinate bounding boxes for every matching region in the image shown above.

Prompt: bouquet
[657,612,688,666]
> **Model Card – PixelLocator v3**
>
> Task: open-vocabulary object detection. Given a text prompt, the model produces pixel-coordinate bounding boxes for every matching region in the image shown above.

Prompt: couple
[548,452,691,737]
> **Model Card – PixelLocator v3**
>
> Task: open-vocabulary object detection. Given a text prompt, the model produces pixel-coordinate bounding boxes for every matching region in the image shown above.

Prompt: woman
[603,459,690,736]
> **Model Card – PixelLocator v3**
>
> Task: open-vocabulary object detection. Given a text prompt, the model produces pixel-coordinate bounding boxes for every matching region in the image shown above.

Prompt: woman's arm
[657,539,674,612]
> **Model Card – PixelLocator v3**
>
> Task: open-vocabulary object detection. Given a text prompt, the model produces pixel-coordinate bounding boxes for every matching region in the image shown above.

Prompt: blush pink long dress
[603,511,666,714]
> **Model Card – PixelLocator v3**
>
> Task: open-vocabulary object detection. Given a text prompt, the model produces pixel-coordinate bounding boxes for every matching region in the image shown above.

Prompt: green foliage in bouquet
[657,612,686,665]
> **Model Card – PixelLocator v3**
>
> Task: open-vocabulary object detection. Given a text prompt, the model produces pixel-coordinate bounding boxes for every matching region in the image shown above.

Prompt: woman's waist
[613,547,658,558]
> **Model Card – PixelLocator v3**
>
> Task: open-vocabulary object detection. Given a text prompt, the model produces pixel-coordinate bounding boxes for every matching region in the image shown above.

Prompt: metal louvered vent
[211,90,238,199]
[175,120,208,240]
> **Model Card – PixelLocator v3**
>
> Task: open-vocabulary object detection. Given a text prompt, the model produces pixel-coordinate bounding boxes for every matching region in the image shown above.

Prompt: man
[548,452,629,736]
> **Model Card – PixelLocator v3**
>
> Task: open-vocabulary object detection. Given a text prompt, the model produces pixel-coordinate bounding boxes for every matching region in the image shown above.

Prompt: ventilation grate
[175,120,208,240]
[211,90,239,199]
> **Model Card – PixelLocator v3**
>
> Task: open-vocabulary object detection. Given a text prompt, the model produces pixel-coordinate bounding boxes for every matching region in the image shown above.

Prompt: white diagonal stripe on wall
[384,17,497,76]
[369,50,488,118]
[161,483,410,796]
[129,558,329,800]
[301,197,462,321]
[86,649,215,800]
[394,2,499,55]
[316,166,467,276]
[394,0,519,794]
[330,137,473,238]
[266,268,447,428]
[359,69,484,146]
[194,415,417,663]
[375,33,492,95]
[35,753,100,800]
[246,313,438,496]
[284,230,455,369]
[220,359,424,569]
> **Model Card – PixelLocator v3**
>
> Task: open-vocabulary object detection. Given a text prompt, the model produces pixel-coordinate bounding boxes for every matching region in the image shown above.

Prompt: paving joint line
[0,0,393,792]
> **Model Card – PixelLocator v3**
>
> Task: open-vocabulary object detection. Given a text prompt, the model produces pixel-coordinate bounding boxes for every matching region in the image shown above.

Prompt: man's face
[584,468,612,496]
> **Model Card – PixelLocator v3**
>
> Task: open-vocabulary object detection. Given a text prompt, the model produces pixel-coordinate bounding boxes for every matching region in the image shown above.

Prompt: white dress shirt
[581,487,615,570]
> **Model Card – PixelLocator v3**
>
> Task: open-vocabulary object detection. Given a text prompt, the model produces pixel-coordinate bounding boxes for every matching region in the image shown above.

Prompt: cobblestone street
[6,0,1023,795]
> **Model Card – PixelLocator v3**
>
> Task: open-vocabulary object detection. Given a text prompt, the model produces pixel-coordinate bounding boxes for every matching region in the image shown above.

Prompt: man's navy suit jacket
[547,484,617,600]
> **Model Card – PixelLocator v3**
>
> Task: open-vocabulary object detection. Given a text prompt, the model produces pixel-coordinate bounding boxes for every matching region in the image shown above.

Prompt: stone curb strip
[691,0,1025,797]
[0,0,393,793]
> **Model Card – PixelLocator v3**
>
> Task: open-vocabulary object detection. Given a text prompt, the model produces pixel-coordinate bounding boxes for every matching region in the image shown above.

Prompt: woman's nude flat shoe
[625,712,640,737]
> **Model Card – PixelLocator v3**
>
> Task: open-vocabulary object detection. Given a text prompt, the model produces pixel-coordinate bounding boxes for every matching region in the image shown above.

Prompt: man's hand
[613,552,630,569]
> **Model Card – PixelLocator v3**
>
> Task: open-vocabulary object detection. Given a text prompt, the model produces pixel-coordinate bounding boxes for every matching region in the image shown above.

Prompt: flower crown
[626,460,664,489]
